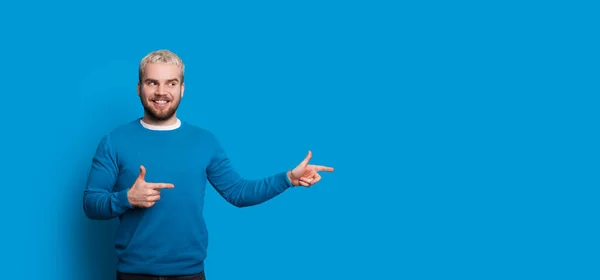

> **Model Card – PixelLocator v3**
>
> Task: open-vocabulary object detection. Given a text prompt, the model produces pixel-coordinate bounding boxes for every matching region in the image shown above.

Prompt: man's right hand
[127,165,174,208]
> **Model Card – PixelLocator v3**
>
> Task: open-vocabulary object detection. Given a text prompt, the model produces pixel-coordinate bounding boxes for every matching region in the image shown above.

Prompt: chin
[149,110,174,120]
[143,106,177,122]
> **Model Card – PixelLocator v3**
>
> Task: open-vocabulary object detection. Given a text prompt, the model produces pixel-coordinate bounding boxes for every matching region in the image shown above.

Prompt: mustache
[150,96,171,101]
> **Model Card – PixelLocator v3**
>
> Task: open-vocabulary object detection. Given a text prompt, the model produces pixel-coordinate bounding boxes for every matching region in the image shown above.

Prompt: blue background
[1,0,598,279]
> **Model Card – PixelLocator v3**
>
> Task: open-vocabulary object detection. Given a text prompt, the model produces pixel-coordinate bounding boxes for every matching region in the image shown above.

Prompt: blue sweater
[83,118,293,276]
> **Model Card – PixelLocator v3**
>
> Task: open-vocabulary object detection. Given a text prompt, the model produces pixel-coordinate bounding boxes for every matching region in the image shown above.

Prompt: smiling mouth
[151,99,170,107]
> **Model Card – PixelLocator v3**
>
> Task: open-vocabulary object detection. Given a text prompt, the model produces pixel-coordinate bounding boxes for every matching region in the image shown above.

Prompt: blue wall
[3,1,598,279]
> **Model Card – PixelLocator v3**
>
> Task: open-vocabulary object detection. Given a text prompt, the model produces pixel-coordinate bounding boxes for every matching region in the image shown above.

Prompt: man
[83,49,334,280]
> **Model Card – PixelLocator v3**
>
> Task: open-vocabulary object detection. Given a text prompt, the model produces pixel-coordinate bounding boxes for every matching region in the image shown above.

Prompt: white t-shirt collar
[140,118,181,131]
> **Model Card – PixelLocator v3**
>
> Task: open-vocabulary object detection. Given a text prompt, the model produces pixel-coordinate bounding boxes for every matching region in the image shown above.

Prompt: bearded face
[138,63,184,124]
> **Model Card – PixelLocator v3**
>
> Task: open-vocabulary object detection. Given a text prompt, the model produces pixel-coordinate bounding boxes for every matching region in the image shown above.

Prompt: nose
[155,84,166,95]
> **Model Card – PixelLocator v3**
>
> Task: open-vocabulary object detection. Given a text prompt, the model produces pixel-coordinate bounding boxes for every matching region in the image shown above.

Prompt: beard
[140,95,180,122]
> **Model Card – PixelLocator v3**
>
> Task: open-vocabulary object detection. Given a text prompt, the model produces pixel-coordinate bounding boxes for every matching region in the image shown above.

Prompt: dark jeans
[116,271,205,280]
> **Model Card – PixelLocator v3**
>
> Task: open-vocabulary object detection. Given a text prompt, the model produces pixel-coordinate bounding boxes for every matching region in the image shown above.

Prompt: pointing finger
[147,183,175,189]
[315,165,334,172]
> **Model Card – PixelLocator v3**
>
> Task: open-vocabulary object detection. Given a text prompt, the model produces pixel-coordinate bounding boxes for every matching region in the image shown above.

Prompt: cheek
[140,88,153,99]
[170,89,182,100]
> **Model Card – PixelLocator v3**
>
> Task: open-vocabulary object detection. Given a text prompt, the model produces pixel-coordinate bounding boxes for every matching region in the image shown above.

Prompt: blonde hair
[139,49,185,83]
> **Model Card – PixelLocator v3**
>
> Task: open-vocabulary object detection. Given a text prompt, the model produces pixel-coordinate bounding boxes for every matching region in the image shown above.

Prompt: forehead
[143,63,182,79]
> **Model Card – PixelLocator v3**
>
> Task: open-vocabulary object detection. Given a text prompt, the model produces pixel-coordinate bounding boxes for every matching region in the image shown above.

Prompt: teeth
[155,100,167,104]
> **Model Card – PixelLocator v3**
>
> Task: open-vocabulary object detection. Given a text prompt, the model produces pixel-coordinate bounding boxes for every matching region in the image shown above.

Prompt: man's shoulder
[180,121,217,138]
[96,119,141,144]
[107,118,143,136]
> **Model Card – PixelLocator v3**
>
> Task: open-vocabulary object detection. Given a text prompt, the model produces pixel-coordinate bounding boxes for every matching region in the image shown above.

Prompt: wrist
[286,170,294,186]
[126,188,134,207]
[117,188,134,210]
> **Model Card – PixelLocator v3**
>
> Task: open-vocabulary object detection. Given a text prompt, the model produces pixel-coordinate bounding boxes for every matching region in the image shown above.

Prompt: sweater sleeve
[206,135,293,208]
[83,135,133,219]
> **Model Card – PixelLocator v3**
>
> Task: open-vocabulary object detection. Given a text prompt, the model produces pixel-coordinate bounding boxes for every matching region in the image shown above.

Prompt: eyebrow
[144,78,180,83]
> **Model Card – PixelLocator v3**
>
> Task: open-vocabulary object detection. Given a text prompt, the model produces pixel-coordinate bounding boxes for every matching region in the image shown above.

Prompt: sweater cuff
[113,188,134,214]
[282,171,294,188]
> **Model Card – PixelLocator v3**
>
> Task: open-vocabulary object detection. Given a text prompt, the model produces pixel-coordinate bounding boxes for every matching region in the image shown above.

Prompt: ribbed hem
[280,171,294,188]
[116,261,205,276]
[113,188,133,214]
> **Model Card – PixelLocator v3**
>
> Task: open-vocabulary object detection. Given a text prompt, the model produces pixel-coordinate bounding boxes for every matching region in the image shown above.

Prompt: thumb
[137,165,146,181]
[299,150,312,167]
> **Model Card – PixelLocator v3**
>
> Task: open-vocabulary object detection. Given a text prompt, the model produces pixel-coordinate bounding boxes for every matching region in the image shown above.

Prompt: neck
[140,116,181,131]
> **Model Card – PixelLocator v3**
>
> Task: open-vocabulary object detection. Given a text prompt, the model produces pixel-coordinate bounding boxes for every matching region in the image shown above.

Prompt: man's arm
[83,135,133,219]
[206,138,293,208]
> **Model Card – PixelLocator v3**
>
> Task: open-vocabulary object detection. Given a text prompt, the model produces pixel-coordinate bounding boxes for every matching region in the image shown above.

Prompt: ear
[137,82,141,96]
[181,83,185,98]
